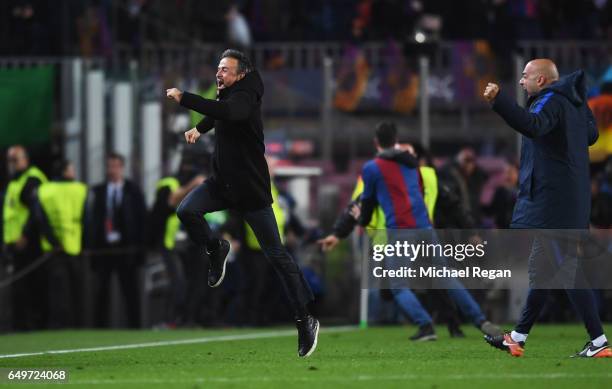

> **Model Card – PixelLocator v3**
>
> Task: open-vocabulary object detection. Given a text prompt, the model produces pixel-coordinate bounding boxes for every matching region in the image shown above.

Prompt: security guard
[3,145,48,330]
[37,160,87,328]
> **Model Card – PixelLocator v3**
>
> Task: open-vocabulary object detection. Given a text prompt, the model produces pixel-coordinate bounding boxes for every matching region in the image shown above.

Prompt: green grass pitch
[0,324,610,388]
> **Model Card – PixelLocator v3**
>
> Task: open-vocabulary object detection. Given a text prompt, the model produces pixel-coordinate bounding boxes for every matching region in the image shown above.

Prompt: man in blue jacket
[483,59,610,358]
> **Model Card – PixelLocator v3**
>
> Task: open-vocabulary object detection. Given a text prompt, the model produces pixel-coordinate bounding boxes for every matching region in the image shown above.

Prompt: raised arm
[179,91,253,121]
[491,90,561,138]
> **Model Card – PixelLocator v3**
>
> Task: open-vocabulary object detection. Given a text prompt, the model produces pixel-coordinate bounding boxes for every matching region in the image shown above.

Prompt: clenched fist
[184,128,201,144]
[166,88,183,103]
[483,83,500,102]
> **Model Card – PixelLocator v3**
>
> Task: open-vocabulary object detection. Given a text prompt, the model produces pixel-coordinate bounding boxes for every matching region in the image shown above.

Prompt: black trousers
[160,248,186,323]
[176,179,313,312]
[10,244,46,331]
[515,236,604,339]
[175,242,217,325]
[47,252,82,328]
[92,252,141,328]
[240,248,275,325]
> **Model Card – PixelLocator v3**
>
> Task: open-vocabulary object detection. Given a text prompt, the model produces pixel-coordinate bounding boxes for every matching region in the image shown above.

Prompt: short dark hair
[52,159,71,178]
[375,122,398,148]
[411,142,433,165]
[107,152,125,166]
[221,49,253,74]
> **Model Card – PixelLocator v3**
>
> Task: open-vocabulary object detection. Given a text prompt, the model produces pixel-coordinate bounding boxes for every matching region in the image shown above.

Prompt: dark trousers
[176,179,313,313]
[47,252,82,328]
[176,243,214,325]
[515,236,604,339]
[160,248,187,323]
[10,245,46,331]
[424,289,463,329]
[92,253,141,328]
[516,289,603,339]
[240,248,273,325]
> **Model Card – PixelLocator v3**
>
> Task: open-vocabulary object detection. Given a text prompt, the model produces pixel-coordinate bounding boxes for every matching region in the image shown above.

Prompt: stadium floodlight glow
[414,31,426,43]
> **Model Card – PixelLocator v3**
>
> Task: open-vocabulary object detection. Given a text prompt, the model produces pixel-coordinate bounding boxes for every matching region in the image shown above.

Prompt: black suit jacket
[89,180,147,250]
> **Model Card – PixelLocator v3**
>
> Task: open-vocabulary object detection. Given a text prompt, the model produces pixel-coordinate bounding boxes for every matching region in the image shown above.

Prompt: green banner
[0,66,54,146]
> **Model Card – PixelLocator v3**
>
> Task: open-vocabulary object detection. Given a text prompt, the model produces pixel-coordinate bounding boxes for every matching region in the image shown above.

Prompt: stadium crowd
[2,0,611,57]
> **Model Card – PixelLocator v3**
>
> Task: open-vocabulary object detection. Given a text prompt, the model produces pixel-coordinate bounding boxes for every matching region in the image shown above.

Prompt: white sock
[592,334,607,348]
[511,331,528,343]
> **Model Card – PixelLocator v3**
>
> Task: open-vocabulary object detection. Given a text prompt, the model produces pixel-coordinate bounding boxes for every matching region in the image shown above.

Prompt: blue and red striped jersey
[361,157,432,229]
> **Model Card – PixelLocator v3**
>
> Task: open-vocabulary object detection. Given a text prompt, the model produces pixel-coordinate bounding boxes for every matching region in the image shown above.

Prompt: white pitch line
[0,326,357,359]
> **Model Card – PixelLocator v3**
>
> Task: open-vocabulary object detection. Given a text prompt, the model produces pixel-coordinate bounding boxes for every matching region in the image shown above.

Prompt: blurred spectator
[2,0,59,55]
[2,0,610,57]
[114,0,139,52]
[76,5,102,57]
[350,0,373,40]
[590,81,612,129]
[89,152,146,328]
[36,160,87,328]
[3,145,48,331]
[591,157,612,228]
[439,148,489,227]
[226,4,252,49]
[602,0,612,40]
[370,0,408,40]
[483,162,519,228]
[588,81,612,162]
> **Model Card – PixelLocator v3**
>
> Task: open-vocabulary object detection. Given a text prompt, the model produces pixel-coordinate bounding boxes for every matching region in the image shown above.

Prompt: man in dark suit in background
[90,152,146,328]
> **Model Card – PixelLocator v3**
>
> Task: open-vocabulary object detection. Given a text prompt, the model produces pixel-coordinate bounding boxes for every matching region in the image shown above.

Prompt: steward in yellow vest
[36,160,87,328]
[38,177,87,255]
[3,147,48,248]
[2,145,48,331]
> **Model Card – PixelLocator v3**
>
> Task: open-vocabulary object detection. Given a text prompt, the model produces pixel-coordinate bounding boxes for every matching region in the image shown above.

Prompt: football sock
[510,331,528,343]
[592,334,607,347]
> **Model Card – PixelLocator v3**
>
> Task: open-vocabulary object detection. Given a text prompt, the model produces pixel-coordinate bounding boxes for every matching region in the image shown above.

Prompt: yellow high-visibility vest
[38,181,87,255]
[419,166,438,221]
[3,166,48,244]
[157,177,181,250]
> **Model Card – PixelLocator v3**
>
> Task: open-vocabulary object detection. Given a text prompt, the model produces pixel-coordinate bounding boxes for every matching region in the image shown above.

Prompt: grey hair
[220,49,253,74]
